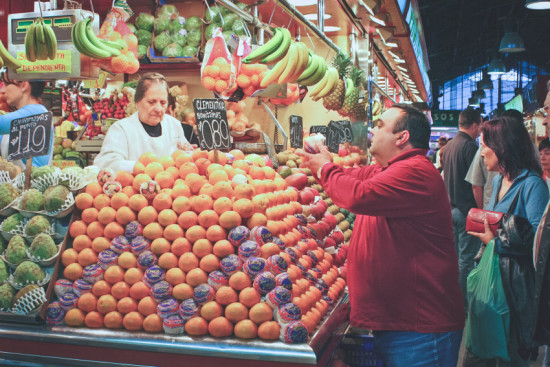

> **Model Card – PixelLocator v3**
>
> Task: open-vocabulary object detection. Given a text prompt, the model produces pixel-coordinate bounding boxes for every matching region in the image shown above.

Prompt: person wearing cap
[94,72,192,172]
[0,79,51,167]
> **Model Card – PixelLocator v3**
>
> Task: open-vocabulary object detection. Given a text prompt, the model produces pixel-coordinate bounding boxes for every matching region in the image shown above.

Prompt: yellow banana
[289,42,310,82]
[314,68,339,99]
[260,51,291,88]
[277,42,299,84]
[309,65,333,98]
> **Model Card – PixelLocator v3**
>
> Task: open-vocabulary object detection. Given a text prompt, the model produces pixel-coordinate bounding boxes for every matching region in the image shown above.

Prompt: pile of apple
[92,93,131,120]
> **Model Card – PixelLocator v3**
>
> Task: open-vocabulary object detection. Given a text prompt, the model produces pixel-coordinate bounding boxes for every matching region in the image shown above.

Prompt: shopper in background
[540,138,550,189]
[94,72,192,172]
[466,116,548,366]
[442,108,482,306]
[166,90,199,146]
[434,135,447,172]
[297,104,464,367]
[0,79,52,167]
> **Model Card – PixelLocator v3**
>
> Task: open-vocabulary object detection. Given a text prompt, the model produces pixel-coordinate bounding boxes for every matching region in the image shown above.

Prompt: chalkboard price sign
[309,125,327,137]
[8,112,52,162]
[326,122,340,153]
[289,115,303,148]
[193,99,231,151]
[332,120,353,143]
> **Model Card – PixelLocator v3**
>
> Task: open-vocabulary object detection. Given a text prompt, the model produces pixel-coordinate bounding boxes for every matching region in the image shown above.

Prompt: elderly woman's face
[137,82,168,126]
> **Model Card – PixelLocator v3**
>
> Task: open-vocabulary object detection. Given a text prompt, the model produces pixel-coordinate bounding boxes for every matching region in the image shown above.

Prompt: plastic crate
[340,334,383,367]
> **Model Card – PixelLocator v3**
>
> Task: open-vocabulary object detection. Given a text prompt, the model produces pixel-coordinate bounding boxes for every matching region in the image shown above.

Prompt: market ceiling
[418,0,550,88]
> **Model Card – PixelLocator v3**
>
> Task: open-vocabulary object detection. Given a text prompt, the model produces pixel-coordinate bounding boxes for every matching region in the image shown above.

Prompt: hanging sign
[289,115,303,148]
[309,125,327,137]
[8,112,52,161]
[193,99,231,151]
[331,120,353,143]
[16,50,72,74]
[326,122,340,154]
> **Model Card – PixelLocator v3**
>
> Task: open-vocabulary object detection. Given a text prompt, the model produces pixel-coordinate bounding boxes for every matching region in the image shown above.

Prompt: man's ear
[396,130,410,147]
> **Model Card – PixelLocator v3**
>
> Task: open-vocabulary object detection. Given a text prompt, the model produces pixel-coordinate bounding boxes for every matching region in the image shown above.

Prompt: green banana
[0,56,4,69]
[297,54,319,82]
[25,21,37,62]
[344,77,354,98]
[84,18,120,57]
[42,20,58,60]
[75,19,111,59]
[101,39,124,50]
[243,27,284,64]
[300,57,327,86]
[260,49,291,88]
[35,19,46,45]
[0,40,21,69]
[261,27,291,65]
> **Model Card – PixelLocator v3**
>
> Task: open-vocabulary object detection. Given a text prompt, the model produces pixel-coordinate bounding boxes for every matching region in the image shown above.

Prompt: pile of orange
[226,101,260,134]
[61,148,347,339]
[202,57,237,94]
[236,63,268,97]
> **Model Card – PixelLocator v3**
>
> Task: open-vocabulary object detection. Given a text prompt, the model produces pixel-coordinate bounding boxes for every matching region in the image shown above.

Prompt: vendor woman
[94,72,192,172]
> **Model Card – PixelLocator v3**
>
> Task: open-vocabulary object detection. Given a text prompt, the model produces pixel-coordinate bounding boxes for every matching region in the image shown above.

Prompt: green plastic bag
[465,240,510,361]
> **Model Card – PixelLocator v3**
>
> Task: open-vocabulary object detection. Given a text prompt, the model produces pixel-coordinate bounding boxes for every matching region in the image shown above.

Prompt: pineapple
[323,53,351,111]
[339,67,364,117]
[351,98,368,120]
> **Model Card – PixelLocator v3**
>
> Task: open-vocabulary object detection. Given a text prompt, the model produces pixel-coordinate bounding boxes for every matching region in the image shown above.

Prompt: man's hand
[295,145,332,177]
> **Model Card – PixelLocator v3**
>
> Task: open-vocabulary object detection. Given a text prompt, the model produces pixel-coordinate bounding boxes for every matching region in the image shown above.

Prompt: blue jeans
[452,207,482,306]
[373,330,463,367]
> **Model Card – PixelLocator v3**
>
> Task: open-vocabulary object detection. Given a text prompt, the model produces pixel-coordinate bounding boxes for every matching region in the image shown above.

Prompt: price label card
[8,112,52,161]
[326,122,340,154]
[193,99,231,151]
[289,115,303,148]
[332,120,353,143]
[310,125,327,137]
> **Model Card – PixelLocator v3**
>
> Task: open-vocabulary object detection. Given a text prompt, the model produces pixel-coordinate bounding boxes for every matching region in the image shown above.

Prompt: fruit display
[322,53,352,111]
[150,5,202,58]
[226,101,260,133]
[24,17,57,62]
[201,57,235,94]
[339,67,364,118]
[205,2,249,42]
[92,90,132,120]
[53,149,346,342]
[53,137,86,167]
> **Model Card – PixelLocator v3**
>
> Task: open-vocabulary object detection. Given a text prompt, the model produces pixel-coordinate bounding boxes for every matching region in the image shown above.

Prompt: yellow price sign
[83,70,107,89]
[16,50,72,73]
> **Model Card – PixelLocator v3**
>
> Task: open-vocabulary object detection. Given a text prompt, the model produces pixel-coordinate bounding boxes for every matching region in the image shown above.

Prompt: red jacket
[320,149,465,332]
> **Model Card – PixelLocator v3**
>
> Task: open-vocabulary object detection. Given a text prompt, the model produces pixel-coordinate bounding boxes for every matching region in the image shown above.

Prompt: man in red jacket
[298,104,464,366]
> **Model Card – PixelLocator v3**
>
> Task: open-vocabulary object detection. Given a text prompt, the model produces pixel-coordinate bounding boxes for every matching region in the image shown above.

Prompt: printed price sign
[332,120,353,143]
[309,125,327,137]
[326,122,340,154]
[8,112,52,161]
[289,115,303,148]
[193,99,231,151]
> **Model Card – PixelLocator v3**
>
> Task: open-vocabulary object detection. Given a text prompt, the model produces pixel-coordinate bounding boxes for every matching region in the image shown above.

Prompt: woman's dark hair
[482,116,542,178]
[134,72,169,103]
[391,104,431,149]
[539,138,550,152]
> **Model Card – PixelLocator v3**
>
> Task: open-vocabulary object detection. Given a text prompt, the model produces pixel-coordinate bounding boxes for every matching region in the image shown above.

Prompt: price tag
[8,112,52,161]
[332,120,353,143]
[193,99,231,151]
[326,122,340,154]
[289,115,303,148]
[309,125,327,137]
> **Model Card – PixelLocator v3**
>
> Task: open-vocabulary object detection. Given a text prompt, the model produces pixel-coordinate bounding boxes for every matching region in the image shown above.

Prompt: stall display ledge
[0,293,349,367]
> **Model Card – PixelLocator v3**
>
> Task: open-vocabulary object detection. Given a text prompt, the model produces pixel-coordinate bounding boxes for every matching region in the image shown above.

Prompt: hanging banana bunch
[25,17,58,61]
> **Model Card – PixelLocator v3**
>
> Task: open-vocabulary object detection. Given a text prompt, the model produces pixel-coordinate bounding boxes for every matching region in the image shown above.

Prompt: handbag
[466,191,520,236]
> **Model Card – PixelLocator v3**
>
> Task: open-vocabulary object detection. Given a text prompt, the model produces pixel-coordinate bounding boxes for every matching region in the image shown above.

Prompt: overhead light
[387,50,399,59]
[468,97,480,107]
[397,66,408,72]
[288,0,317,6]
[369,15,386,26]
[394,58,406,63]
[478,70,494,89]
[473,89,486,99]
[376,29,396,48]
[525,0,550,9]
[304,13,332,20]
[386,41,398,48]
[324,26,341,32]
[499,19,526,53]
[488,57,506,75]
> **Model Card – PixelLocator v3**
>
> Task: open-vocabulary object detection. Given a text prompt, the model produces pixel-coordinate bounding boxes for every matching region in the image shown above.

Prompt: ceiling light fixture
[525,0,550,9]
[304,13,332,20]
[369,15,386,26]
[323,26,341,32]
[376,29,396,48]
[288,0,317,6]
[488,57,506,75]
[499,19,526,53]
[397,66,408,72]
[478,70,494,89]
[468,97,480,107]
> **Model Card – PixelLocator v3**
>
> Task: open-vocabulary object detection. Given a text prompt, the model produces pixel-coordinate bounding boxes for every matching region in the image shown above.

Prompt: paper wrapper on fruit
[304,134,326,154]
[96,0,139,75]
[201,28,238,98]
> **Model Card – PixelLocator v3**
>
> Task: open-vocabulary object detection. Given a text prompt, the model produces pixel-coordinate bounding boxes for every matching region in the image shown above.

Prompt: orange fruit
[97,294,118,314]
[163,223,183,241]
[199,253,220,273]
[197,210,218,228]
[81,207,99,224]
[91,237,111,253]
[143,222,164,240]
[260,242,280,259]
[133,162,145,175]
[225,302,248,323]
[158,209,178,226]
[186,268,207,287]
[98,206,116,225]
[116,171,134,187]
[171,183,191,199]
[129,281,150,300]
[219,211,242,229]
[185,173,207,194]
[75,193,94,210]
[85,182,103,198]
[86,221,105,239]
[104,265,125,284]
[211,181,233,200]
[239,287,262,308]
[206,225,227,243]
[166,166,180,180]
[129,194,148,212]
[143,313,163,332]
[93,194,111,210]
[117,296,138,314]
[234,319,258,339]
[61,248,78,266]
[78,292,98,313]
[73,234,92,252]
[185,316,208,336]
[138,206,158,226]
[179,162,199,180]
[172,196,191,214]
[151,238,171,255]
[64,308,85,326]
[166,268,186,285]
[171,238,192,256]
[64,263,83,281]
[213,197,233,215]
[229,272,251,291]
[118,252,137,270]
[209,170,229,185]
[214,286,238,306]
[77,248,98,267]
[104,311,123,329]
[137,296,157,316]
[104,222,124,239]
[92,280,112,297]
[199,183,213,197]
[145,162,164,179]
[247,213,267,228]
[185,225,206,244]
[139,152,159,166]
[191,195,213,212]
[70,220,88,237]
[158,252,178,269]
[209,316,233,337]
[116,206,136,225]
[178,252,199,272]
[202,76,216,91]
[111,281,131,300]
[122,311,144,331]
[249,166,265,180]
[192,238,213,258]
[212,240,234,258]
[195,158,211,176]
[234,184,255,200]
[201,301,224,321]
[252,195,269,214]
[177,211,198,229]
[258,321,280,340]
[152,193,173,211]
[249,302,273,324]
[173,283,194,301]
[133,173,152,191]
[110,192,129,210]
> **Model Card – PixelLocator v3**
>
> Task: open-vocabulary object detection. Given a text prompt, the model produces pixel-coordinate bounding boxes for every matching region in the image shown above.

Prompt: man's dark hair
[540,138,550,152]
[459,108,482,128]
[391,104,431,149]
[501,108,523,123]
[29,81,45,99]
